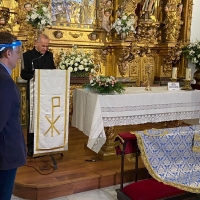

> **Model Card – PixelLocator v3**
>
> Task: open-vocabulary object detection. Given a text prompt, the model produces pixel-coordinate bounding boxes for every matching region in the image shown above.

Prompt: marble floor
[11,183,130,200]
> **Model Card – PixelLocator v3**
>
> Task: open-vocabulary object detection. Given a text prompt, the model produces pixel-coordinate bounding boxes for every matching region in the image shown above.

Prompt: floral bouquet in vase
[26,4,52,31]
[112,12,136,40]
[58,46,97,77]
[182,40,200,85]
[85,75,125,94]
[182,40,200,69]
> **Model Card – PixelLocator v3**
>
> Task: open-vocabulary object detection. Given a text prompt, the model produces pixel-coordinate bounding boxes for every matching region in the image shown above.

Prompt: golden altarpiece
[0,0,194,159]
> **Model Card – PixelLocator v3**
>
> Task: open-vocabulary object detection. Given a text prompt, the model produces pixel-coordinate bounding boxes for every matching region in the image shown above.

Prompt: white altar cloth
[72,87,200,153]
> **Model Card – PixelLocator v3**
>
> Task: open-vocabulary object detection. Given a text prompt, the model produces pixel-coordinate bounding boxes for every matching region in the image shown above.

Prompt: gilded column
[163,0,183,42]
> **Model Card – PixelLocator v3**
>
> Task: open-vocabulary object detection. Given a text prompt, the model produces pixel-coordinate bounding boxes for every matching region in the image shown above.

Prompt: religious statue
[116,7,123,18]
[14,2,33,34]
[0,16,12,32]
[140,0,157,20]
[100,0,112,33]
[101,9,112,32]
[0,6,14,33]
[24,2,32,12]
[52,2,66,23]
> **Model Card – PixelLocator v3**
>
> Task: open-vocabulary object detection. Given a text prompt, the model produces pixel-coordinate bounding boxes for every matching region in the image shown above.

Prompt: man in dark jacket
[21,33,56,157]
[0,32,26,200]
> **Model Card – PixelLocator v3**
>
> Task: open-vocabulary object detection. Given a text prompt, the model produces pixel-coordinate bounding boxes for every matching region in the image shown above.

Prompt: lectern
[30,69,70,168]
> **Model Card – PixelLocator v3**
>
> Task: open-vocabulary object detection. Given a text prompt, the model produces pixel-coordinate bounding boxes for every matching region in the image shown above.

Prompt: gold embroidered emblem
[44,97,61,137]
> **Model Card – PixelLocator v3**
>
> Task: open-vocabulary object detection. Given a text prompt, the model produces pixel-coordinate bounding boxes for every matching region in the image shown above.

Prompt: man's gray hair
[36,34,49,42]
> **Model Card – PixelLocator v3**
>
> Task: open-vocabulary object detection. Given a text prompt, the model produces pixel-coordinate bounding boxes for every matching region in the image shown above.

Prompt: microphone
[31,54,44,71]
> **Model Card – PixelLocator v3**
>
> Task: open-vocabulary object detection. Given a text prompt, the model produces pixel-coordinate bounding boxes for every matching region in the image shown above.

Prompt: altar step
[13,126,148,200]
[13,156,148,200]
[14,122,190,200]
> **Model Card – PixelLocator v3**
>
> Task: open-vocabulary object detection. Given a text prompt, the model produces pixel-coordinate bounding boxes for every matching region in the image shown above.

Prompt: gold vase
[193,69,200,85]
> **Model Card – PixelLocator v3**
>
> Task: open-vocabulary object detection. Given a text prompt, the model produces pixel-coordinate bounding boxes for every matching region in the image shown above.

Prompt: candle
[186,68,191,80]
[172,67,177,79]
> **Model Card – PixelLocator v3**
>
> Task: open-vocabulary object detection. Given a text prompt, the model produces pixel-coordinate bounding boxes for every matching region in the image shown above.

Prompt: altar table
[72,87,200,153]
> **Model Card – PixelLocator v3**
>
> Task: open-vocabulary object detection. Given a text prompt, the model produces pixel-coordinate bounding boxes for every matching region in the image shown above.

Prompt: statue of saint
[141,0,157,20]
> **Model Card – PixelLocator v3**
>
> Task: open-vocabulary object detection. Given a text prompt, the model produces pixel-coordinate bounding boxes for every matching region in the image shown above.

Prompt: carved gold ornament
[53,30,63,39]
[163,42,183,76]
[0,3,16,33]
[118,46,135,77]
[69,32,83,38]
[163,1,184,42]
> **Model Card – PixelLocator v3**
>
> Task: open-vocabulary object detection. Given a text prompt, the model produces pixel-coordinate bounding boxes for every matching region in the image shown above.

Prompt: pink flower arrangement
[85,75,125,94]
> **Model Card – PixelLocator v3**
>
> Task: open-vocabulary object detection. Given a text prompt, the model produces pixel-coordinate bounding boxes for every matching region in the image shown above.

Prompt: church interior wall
[189,0,200,79]
[0,0,195,127]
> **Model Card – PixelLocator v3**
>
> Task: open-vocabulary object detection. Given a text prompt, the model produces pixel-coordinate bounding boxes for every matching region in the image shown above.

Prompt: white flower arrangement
[182,41,200,69]
[58,46,96,76]
[26,4,52,29]
[112,13,136,35]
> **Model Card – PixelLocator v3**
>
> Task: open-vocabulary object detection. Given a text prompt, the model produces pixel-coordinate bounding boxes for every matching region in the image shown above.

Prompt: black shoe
[27,148,33,157]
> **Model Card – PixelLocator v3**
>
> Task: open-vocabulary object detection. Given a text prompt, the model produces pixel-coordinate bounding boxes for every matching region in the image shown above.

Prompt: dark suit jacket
[0,64,26,170]
[20,48,56,100]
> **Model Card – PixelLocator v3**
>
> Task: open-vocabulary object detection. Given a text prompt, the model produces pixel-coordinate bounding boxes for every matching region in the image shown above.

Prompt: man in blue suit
[0,32,26,200]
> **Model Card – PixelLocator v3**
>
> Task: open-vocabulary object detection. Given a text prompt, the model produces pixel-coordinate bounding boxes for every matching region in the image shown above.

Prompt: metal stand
[50,153,63,170]
[33,153,64,170]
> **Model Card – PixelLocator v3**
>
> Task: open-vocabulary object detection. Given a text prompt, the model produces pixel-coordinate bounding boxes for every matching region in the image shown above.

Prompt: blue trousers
[0,168,17,200]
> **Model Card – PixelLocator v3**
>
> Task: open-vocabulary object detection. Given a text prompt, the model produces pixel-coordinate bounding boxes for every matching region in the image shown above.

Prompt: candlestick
[172,67,177,79]
[182,79,193,90]
[145,65,151,91]
[185,68,191,80]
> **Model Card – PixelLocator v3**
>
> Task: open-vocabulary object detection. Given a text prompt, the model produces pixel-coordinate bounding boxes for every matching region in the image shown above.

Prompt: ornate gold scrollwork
[163,42,183,76]
[118,44,135,77]
[91,46,111,75]
[0,6,15,32]
[53,30,63,39]
[163,1,184,42]
[69,32,83,38]
[135,21,160,43]
[138,44,156,58]
[104,127,115,141]
[88,32,98,41]
[93,46,110,65]
[121,0,140,16]
[162,55,172,76]
[138,44,156,86]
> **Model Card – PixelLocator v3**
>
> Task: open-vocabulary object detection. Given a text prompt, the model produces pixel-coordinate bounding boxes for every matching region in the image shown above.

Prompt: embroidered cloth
[33,69,70,157]
[134,125,200,193]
